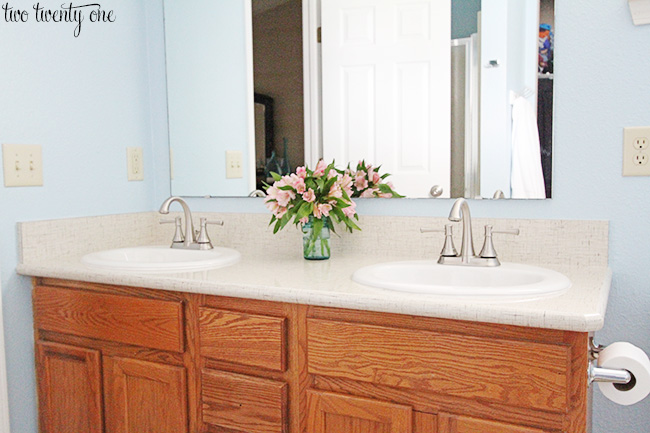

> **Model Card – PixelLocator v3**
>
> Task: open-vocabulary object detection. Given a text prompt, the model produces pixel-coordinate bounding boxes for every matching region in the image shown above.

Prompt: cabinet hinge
[317,26,321,43]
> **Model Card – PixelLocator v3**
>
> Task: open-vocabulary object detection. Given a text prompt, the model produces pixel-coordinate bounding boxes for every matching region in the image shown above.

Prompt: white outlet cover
[623,127,650,176]
[2,144,43,187]
[127,147,144,181]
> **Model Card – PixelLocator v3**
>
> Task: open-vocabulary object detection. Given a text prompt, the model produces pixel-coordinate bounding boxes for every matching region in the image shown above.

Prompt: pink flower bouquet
[348,160,403,198]
[264,160,361,235]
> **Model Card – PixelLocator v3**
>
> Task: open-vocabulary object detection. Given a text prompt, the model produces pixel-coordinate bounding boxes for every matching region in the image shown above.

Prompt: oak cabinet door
[36,341,103,433]
[104,356,188,433]
[307,390,413,433]
[438,413,548,433]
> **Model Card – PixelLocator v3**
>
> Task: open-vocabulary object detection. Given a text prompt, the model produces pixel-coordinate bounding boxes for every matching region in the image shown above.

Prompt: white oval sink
[352,261,571,298]
[81,246,240,273]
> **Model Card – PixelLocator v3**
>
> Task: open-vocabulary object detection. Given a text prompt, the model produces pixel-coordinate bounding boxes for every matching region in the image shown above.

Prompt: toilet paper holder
[588,337,633,386]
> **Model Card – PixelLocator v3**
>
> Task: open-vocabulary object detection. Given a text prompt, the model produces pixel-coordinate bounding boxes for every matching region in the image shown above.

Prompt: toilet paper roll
[597,342,650,406]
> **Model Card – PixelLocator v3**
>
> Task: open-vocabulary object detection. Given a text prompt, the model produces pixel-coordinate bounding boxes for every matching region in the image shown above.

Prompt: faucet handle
[420,224,458,257]
[479,225,519,258]
[159,217,185,244]
[195,218,224,249]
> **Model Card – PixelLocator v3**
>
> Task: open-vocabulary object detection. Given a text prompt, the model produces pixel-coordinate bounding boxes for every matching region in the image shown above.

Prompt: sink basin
[352,261,571,298]
[81,246,241,273]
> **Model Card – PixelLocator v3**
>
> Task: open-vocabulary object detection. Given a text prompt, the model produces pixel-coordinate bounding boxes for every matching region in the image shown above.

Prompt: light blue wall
[0,1,167,431]
[1,1,649,432]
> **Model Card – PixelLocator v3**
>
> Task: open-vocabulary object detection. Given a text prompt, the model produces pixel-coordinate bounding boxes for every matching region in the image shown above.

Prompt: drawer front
[202,369,287,433]
[199,307,287,371]
[34,286,184,353]
[307,319,570,413]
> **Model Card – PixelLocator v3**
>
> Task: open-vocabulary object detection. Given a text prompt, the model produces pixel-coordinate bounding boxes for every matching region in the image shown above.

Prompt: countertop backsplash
[18,211,609,269]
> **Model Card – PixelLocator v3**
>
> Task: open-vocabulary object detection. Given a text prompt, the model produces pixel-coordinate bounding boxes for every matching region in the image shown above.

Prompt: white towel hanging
[510,95,546,199]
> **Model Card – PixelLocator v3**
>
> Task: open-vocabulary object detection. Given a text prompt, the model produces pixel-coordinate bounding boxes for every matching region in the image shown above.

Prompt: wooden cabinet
[36,341,103,433]
[438,413,549,433]
[32,278,589,433]
[202,369,287,433]
[104,357,187,433]
[307,390,413,433]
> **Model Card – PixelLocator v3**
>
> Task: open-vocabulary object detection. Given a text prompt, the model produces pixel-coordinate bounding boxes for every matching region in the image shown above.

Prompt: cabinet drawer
[202,369,287,433]
[34,286,184,353]
[307,319,570,413]
[199,307,287,371]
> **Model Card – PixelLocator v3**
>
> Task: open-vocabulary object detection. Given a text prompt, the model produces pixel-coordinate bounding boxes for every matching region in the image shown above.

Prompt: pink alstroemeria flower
[328,183,343,199]
[313,160,327,177]
[276,189,295,207]
[291,175,306,194]
[354,171,368,190]
[296,166,307,178]
[302,188,316,203]
[342,200,356,217]
[316,203,332,218]
[360,188,379,198]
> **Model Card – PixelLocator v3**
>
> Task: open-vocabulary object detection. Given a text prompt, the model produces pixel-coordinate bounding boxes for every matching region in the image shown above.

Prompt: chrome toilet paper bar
[588,337,633,386]
[589,362,633,385]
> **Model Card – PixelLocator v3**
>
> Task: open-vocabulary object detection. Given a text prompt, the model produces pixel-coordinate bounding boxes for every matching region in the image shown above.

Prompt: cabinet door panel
[36,341,103,433]
[104,356,187,433]
[307,390,412,433]
[439,413,548,433]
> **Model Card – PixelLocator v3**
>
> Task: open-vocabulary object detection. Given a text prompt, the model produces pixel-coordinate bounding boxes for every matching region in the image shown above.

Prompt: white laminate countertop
[16,212,611,333]
[17,250,611,333]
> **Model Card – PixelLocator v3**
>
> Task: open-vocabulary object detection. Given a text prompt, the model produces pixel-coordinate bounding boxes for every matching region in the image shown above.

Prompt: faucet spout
[448,198,474,263]
[159,196,195,248]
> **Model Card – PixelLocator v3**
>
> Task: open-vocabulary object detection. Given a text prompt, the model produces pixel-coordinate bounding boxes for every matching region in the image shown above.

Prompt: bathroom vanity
[32,278,589,433]
[18,212,611,433]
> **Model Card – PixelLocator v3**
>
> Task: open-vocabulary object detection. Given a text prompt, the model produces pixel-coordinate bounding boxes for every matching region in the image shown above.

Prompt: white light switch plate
[127,147,144,181]
[225,150,243,179]
[623,127,650,176]
[2,144,43,187]
[629,0,650,25]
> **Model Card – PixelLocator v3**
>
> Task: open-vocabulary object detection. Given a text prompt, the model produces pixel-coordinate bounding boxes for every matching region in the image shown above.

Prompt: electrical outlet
[2,144,43,187]
[225,150,243,179]
[634,153,649,165]
[634,136,649,150]
[127,147,144,181]
[623,127,650,176]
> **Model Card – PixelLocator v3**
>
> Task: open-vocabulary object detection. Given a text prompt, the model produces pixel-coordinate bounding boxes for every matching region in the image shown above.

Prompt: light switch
[2,144,43,187]
[225,150,243,179]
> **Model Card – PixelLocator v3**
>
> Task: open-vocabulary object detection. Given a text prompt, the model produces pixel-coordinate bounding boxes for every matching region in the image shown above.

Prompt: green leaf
[270,172,282,182]
[296,201,313,219]
[277,213,291,231]
[345,217,361,232]
[312,217,323,239]
[323,176,337,192]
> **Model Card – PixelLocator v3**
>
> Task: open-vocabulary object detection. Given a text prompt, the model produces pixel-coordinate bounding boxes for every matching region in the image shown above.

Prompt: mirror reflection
[164,0,554,199]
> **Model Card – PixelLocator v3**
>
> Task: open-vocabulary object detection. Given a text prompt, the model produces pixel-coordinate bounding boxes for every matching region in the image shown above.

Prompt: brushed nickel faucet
[421,198,519,267]
[158,196,223,250]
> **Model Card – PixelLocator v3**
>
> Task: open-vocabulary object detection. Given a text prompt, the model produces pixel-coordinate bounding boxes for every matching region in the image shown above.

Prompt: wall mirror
[163,0,554,199]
